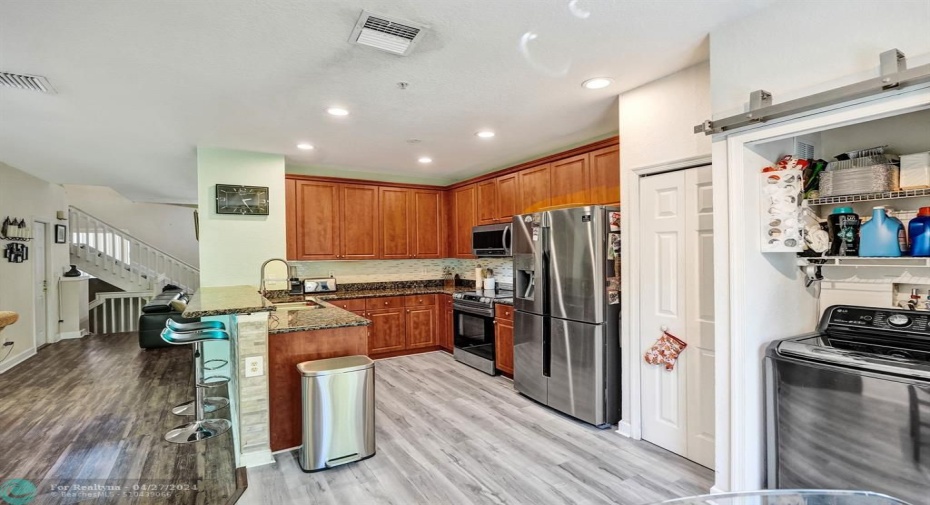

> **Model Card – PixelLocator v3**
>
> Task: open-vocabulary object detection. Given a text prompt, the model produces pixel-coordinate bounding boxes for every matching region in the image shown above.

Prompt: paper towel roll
[475,267,483,286]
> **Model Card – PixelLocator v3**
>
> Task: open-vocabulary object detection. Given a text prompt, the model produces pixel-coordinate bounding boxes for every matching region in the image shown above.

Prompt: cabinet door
[294,180,341,260]
[411,189,442,259]
[406,305,437,349]
[367,308,406,354]
[550,154,590,207]
[589,145,620,205]
[285,178,298,260]
[476,179,499,225]
[495,319,514,374]
[519,163,551,213]
[452,184,477,258]
[340,184,380,260]
[496,173,520,222]
[380,187,412,259]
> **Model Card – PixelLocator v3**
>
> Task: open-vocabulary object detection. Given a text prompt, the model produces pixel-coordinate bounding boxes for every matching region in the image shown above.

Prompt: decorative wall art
[215,185,270,215]
[55,224,67,244]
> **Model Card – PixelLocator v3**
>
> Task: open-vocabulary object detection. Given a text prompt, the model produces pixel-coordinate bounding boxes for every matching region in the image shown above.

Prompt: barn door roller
[694,49,930,135]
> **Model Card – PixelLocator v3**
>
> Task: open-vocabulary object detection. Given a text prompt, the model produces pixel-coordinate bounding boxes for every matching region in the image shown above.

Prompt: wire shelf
[804,187,930,206]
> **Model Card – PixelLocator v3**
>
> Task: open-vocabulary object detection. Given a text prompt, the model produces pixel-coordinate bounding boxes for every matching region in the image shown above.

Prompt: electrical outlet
[244,356,264,378]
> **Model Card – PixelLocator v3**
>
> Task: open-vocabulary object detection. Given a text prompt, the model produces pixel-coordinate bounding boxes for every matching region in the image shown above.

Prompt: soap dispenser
[859,206,905,257]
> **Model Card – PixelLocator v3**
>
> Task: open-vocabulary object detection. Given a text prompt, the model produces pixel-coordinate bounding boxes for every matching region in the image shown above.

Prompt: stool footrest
[172,397,229,416]
[198,375,231,388]
[203,359,228,371]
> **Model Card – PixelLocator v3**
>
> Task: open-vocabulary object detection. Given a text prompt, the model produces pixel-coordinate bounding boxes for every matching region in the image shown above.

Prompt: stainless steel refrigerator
[512,205,621,427]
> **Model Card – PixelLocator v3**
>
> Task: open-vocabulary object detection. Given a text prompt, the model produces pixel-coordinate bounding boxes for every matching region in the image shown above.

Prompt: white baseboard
[616,420,633,438]
[239,450,275,468]
[0,348,37,374]
[710,485,728,494]
[59,331,85,340]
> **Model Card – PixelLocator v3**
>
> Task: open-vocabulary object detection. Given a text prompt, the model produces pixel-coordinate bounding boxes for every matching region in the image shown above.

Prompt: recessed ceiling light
[327,107,349,116]
[418,157,432,164]
[582,77,613,90]
[476,131,495,139]
[296,143,314,150]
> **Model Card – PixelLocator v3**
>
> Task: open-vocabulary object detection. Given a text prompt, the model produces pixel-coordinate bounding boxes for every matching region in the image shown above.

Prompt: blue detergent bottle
[859,206,905,257]
[909,207,930,257]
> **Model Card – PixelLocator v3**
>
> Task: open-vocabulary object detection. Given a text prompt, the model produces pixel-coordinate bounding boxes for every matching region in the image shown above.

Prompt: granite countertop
[268,298,371,334]
[183,285,275,318]
[496,298,514,306]
[319,286,470,300]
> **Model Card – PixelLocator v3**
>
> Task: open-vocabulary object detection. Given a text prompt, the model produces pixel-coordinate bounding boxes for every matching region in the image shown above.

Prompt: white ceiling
[0,0,775,204]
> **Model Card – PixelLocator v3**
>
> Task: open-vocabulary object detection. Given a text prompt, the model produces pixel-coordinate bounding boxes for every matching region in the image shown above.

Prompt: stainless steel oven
[452,293,498,375]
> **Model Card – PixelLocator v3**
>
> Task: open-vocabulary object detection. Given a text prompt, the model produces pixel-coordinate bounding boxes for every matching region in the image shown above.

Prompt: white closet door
[639,165,715,469]
[640,170,688,455]
[684,165,715,469]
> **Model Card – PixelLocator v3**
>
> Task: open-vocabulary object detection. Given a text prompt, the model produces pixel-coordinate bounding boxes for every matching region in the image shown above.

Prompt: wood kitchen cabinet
[291,180,341,260]
[476,179,499,225]
[439,294,454,352]
[452,184,477,258]
[589,145,621,205]
[494,304,514,375]
[410,189,442,259]
[366,307,406,354]
[496,172,520,223]
[406,305,437,349]
[379,186,413,259]
[519,163,551,213]
[550,154,590,207]
[340,184,380,259]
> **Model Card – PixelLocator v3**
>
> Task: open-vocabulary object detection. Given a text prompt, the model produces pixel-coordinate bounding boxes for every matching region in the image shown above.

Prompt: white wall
[710,0,930,118]
[0,162,70,372]
[64,185,199,267]
[619,61,712,170]
[617,61,714,446]
[197,148,285,287]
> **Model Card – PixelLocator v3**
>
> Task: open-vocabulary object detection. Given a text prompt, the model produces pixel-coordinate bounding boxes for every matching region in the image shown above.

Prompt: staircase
[69,206,200,293]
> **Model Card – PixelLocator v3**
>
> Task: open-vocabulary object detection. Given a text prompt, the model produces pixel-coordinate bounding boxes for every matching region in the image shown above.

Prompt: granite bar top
[183,285,276,318]
[268,298,371,334]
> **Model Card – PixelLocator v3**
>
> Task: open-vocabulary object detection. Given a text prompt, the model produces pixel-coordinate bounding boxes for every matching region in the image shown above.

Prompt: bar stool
[165,319,230,416]
[161,327,232,443]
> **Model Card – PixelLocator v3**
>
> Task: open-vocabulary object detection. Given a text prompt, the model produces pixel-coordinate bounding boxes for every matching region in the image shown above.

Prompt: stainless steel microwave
[472,223,512,257]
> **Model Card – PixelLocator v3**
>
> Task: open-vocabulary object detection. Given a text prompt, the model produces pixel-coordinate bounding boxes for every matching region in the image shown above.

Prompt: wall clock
[215,185,270,215]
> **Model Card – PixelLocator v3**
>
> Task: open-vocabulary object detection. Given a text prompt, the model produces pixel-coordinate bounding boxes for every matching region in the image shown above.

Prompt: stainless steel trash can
[296,355,375,472]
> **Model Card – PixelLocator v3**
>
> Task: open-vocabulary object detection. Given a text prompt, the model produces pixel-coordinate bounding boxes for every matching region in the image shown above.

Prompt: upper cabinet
[519,163,551,213]
[550,154,590,207]
[496,172,520,222]
[341,184,380,260]
[290,180,342,260]
[452,184,477,258]
[476,179,499,225]
[410,189,443,259]
[589,145,621,205]
[379,186,412,259]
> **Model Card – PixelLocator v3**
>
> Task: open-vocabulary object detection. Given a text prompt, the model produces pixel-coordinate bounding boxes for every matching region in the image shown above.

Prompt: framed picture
[215,184,270,215]
[55,224,67,244]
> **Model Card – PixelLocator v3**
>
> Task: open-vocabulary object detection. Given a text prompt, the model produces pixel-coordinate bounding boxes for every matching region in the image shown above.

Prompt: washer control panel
[826,306,928,332]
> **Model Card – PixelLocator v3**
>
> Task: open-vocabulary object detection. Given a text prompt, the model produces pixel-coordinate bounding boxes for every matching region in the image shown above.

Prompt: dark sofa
[138,289,200,349]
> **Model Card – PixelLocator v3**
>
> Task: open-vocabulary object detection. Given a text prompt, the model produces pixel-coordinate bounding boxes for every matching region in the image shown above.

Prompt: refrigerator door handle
[542,229,551,378]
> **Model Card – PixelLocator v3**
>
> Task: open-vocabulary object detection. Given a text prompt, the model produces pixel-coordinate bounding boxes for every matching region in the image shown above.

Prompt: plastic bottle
[909,207,930,257]
[827,206,860,256]
[859,206,905,257]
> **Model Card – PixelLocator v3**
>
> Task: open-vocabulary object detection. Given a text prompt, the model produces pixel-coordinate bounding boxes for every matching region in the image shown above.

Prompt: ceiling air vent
[348,11,427,56]
[0,71,55,94]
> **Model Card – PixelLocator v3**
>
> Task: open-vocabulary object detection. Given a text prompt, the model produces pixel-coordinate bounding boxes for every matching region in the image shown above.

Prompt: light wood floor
[0,333,239,504]
[240,351,712,505]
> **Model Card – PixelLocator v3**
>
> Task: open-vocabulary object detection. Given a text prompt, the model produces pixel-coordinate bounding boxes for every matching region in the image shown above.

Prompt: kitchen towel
[644,330,687,371]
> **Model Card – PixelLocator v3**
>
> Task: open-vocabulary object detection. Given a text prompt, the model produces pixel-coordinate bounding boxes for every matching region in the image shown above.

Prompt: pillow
[169,299,188,313]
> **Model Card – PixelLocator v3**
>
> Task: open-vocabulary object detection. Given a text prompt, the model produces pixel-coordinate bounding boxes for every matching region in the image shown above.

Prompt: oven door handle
[453,305,495,318]
[777,340,930,380]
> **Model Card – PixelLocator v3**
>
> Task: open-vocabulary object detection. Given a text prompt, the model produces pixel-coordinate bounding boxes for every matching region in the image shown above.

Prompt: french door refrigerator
[513,205,621,427]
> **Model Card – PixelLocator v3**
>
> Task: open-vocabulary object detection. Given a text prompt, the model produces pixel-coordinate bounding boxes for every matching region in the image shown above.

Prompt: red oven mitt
[644,330,687,371]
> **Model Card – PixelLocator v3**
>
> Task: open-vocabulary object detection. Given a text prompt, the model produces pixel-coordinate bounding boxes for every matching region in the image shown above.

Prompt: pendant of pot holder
[644,328,687,371]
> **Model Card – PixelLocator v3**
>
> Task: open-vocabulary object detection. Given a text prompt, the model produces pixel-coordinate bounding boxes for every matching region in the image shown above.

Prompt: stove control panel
[826,306,929,332]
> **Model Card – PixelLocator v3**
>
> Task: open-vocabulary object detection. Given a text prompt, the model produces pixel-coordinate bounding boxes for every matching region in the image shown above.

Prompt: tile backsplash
[291,258,513,285]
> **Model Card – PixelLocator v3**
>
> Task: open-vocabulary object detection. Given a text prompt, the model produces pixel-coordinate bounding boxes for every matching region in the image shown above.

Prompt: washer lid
[297,355,373,377]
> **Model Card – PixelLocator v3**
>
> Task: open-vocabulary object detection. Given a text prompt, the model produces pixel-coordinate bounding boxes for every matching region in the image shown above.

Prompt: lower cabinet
[495,304,514,375]
[439,294,454,352]
[366,308,406,354]
[406,305,437,348]
[360,295,440,356]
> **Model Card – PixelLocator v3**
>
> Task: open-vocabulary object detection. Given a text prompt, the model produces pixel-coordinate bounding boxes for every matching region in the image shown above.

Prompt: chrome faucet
[259,258,291,294]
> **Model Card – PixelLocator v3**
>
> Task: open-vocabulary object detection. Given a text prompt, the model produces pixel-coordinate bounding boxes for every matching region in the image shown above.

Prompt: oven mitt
[644,330,687,371]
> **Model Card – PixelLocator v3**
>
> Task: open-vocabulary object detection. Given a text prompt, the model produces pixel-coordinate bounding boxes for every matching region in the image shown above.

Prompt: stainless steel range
[452,286,513,375]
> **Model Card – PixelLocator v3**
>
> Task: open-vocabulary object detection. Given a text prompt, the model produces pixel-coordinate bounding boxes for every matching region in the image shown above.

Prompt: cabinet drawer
[366,296,405,310]
[330,298,367,311]
[495,304,514,321]
[404,294,437,307]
